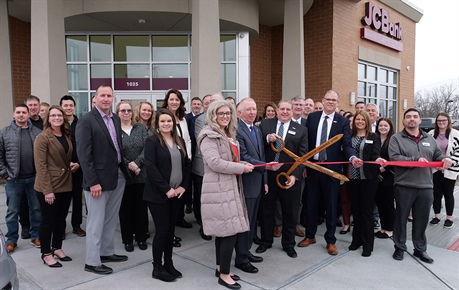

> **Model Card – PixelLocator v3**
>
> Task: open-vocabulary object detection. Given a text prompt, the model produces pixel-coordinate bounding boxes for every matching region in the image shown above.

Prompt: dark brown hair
[162,88,186,120]
[154,108,186,156]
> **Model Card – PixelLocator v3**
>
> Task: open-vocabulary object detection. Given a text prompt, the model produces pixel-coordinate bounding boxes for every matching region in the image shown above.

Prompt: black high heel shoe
[41,253,62,268]
[52,249,72,261]
[339,226,351,235]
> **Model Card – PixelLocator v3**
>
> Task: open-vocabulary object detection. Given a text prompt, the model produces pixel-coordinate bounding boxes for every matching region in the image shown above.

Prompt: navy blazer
[143,135,191,204]
[305,111,354,177]
[236,120,267,199]
[259,118,308,180]
[76,108,129,191]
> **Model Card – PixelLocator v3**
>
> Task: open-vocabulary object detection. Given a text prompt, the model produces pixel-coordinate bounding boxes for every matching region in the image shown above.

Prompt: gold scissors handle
[270,134,346,189]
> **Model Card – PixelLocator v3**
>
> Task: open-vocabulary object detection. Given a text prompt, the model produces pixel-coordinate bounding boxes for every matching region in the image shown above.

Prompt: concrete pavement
[1,183,458,290]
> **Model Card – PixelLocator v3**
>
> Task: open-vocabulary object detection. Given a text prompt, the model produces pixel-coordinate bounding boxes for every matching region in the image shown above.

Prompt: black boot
[152,264,176,282]
[164,261,183,278]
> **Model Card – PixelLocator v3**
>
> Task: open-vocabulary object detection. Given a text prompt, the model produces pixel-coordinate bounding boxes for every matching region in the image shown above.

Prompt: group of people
[1,86,457,289]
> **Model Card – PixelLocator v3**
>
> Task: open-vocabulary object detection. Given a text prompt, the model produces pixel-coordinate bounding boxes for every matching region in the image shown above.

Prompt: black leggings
[215,235,237,275]
[433,171,455,216]
[148,198,180,266]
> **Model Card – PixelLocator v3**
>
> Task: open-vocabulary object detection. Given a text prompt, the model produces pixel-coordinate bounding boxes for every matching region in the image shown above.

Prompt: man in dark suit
[76,84,129,275]
[234,98,273,273]
[298,89,357,256]
[184,96,203,214]
[256,99,308,258]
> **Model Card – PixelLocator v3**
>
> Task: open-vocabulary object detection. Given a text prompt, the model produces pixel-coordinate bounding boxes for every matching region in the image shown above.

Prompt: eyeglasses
[323,98,338,103]
[437,119,448,123]
[217,112,231,117]
[119,109,132,114]
[49,114,63,118]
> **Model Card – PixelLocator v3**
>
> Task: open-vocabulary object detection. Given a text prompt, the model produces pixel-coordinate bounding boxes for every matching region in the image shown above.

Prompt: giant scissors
[271,134,349,189]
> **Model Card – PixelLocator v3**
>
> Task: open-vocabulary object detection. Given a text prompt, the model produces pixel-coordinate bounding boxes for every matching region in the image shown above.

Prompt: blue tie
[250,126,258,148]
[274,123,284,162]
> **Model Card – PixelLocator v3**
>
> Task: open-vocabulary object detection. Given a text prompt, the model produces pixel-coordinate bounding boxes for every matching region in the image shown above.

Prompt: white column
[0,0,14,126]
[31,0,68,105]
[282,0,305,98]
[190,0,221,99]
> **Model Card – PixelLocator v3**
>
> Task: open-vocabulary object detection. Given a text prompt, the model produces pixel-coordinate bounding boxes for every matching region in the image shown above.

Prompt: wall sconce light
[349,92,356,106]
[403,99,407,110]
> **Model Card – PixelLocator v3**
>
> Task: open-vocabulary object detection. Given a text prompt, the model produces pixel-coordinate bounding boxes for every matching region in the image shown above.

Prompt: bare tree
[415,82,459,119]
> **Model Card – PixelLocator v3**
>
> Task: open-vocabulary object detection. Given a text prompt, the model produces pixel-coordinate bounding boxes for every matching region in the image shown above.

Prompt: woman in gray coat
[197,100,253,290]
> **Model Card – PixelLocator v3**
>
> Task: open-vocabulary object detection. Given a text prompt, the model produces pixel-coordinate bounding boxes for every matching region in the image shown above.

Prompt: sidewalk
[1,183,458,290]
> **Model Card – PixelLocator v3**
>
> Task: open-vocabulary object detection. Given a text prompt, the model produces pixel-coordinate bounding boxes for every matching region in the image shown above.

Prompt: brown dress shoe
[73,227,87,237]
[6,243,17,253]
[327,243,338,255]
[273,227,282,237]
[297,237,316,247]
[295,226,305,237]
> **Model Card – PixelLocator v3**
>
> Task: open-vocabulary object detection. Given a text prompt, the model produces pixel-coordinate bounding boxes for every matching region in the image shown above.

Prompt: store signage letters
[361,2,402,41]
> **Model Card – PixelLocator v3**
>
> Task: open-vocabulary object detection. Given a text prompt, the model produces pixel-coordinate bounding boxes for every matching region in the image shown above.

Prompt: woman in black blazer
[143,109,190,282]
[347,110,385,257]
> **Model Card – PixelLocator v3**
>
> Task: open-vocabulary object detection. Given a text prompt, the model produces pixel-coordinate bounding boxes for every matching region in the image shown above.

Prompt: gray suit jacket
[76,108,129,191]
[192,113,206,176]
[236,120,267,199]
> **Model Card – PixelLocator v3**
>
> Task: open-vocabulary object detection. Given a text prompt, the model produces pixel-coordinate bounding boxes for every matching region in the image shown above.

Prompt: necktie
[274,123,284,162]
[318,116,328,162]
[250,126,258,148]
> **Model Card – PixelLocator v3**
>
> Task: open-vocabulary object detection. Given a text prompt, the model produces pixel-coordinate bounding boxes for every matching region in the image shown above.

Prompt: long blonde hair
[206,100,238,139]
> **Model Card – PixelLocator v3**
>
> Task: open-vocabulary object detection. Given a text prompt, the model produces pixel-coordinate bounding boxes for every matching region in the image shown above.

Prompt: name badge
[365,140,373,144]
[422,142,430,147]
[288,130,296,135]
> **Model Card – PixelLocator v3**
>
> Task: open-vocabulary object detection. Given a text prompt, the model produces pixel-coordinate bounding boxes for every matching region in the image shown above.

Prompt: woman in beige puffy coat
[197,100,253,289]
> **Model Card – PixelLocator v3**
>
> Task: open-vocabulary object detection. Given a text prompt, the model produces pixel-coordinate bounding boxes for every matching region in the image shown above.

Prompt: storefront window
[114,64,150,90]
[67,64,88,91]
[66,36,87,62]
[221,64,236,90]
[358,61,398,123]
[90,64,112,90]
[220,35,236,61]
[152,36,188,62]
[114,36,150,62]
[90,36,111,62]
[69,92,91,118]
[66,33,243,107]
[152,64,188,90]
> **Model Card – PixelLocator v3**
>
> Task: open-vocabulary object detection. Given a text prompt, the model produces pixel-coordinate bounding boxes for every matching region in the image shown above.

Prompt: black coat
[143,135,191,204]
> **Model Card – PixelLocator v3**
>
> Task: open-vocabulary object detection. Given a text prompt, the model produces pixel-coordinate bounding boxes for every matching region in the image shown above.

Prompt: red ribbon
[253,161,445,168]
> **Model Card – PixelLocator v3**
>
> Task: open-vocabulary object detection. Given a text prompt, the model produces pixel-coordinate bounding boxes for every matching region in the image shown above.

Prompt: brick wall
[9,16,31,105]
[250,25,272,115]
[304,0,334,102]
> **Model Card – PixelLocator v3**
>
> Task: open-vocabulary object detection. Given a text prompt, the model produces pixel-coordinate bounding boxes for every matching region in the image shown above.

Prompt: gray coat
[0,123,41,180]
[389,129,445,189]
[197,125,250,237]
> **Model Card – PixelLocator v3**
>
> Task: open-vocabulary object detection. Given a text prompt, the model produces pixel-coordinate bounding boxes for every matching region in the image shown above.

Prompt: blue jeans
[5,177,41,244]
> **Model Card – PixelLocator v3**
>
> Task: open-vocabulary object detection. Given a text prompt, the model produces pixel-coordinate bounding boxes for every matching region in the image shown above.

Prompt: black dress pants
[148,198,180,265]
[119,183,149,244]
[36,191,72,254]
[260,171,301,250]
[348,178,378,252]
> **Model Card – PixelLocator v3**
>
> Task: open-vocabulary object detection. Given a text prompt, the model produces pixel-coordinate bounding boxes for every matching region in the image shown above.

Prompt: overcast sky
[409,0,459,91]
